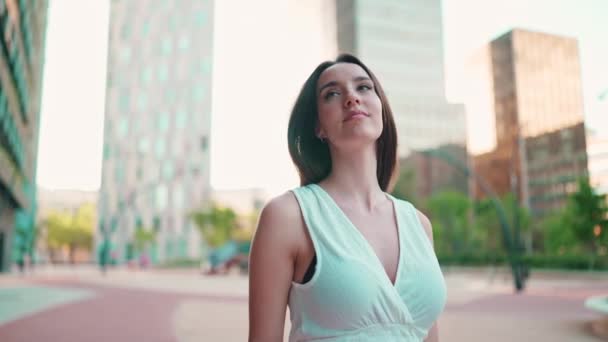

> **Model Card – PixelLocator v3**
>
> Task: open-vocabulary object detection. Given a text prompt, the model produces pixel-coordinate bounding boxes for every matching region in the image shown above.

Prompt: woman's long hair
[287,54,398,191]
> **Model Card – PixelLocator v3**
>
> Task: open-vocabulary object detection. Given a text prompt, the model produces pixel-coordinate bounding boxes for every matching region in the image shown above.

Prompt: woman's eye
[358,84,372,91]
[324,91,340,100]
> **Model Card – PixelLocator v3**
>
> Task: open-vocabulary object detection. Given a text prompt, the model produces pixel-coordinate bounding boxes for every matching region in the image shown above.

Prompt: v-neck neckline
[311,183,404,288]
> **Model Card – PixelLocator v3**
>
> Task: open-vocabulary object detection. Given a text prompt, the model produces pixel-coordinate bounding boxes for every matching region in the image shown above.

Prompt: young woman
[249,54,446,342]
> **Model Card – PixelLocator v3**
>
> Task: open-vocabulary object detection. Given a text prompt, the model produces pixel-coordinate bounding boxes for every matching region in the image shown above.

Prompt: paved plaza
[0,265,606,341]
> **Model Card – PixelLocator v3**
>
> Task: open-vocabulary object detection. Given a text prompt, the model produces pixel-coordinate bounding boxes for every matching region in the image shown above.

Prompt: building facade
[335,0,468,201]
[100,0,214,264]
[0,0,48,272]
[466,29,588,216]
[587,130,608,197]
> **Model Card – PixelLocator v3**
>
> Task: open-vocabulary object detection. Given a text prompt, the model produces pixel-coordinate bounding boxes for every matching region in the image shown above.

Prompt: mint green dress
[288,184,447,341]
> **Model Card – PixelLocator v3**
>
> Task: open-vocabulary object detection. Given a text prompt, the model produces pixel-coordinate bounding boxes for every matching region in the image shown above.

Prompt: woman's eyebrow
[318,76,372,94]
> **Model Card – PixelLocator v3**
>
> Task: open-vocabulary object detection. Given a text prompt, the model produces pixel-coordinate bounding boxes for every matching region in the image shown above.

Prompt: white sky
[36,0,608,194]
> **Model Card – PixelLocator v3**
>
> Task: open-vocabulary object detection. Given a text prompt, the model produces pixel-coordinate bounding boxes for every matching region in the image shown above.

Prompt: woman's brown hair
[287,54,398,191]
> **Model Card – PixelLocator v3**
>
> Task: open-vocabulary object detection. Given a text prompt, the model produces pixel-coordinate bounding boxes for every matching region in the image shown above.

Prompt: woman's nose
[343,92,361,108]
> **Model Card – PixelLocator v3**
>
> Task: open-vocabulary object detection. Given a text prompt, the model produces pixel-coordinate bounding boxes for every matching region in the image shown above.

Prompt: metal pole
[418,148,526,292]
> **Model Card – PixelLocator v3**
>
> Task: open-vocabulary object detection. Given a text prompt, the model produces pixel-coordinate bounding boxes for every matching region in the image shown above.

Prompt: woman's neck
[320,144,387,211]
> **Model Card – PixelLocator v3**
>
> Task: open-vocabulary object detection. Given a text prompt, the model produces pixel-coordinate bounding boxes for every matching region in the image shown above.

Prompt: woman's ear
[315,123,326,140]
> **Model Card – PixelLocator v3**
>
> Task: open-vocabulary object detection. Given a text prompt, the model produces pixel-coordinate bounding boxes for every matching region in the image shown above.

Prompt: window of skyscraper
[118,117,129,137]
[120,47,131,63]
[173,184,184,210]
[166,239,174,259]
[179,238,188,258]
[166,88,177,103]
[158,63,169,82]
[194,10,206,27]
[178,34,190,51]
[103,143,110,160]
[200,58,212,74]
[121,23,131,39]
[119,91,130,111]
[137,92,148,111]
[156,139,166,159]
[142,66,153,84]
[153,216,161,232]
[142,21,151,36]
[200,136,208,151]
[138,138,150,153]
[163,162,174,180]
[158,111,170,132]
[193,84,205,102]
[176,108,187,129]
[155,185,168,210]
[115,163,125,183]
[136,164,143,181]
[161,37,172,55]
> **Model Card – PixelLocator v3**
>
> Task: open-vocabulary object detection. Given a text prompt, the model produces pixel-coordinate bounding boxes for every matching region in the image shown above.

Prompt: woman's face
[316,63,383,149]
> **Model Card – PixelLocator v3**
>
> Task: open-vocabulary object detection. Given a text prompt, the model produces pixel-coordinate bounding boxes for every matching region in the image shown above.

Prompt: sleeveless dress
[288,184,447,341]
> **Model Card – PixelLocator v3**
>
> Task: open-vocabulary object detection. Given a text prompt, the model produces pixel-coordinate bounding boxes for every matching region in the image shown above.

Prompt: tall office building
[100,1,214,263]
[466,29,588,216]
[587,130,608,197]
[334,0,468,200]
[0,0,48,272]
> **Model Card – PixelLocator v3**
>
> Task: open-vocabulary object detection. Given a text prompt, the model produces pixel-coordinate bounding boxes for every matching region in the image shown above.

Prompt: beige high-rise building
[100,0,214,263]
[466,29,588,216]
[334,0,468,201]
[336,0,466,154]
[587,130,608,197]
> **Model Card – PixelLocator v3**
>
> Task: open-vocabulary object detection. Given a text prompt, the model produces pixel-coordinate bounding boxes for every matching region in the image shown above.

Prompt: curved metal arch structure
[415,148,527,292]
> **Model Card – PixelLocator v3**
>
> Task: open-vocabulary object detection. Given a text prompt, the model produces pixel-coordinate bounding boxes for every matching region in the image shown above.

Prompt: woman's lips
[344,111,369,122]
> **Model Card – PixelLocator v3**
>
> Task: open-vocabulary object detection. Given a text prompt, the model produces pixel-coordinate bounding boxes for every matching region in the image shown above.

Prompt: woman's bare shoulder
[260,191,302,222]
[253,191,305,250]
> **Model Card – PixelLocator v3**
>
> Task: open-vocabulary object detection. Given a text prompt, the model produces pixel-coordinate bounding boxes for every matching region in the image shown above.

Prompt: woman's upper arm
[416,209,434,245]
[248,193,301,342]
[417,209,440,342]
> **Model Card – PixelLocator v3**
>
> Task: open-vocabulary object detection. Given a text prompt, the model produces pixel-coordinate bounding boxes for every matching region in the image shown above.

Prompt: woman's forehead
[317,63,370,87]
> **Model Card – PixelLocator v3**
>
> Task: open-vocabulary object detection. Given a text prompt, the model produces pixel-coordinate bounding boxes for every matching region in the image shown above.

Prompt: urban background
[0,0,607,341]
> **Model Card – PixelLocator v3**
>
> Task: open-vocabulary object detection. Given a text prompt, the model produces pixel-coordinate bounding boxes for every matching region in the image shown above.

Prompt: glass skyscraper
[334,0,468,200]
[466,29,588,216]
[100,0,214,263]
[0,0,48,272]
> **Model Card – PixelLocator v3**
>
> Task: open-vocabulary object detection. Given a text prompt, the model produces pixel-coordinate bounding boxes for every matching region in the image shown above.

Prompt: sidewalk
[1,265,606,341]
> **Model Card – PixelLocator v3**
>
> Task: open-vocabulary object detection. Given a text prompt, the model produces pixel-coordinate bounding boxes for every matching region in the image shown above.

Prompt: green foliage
[540,211,580,254]
[565,177,608,254]
[191,204,238,248]
[472,193,531,254]
[426,191,471,255]
[391,167,417,205]
[45,204,95,262]
[157,258,200,268]
[133,227,156,252]
[437,252,607,271]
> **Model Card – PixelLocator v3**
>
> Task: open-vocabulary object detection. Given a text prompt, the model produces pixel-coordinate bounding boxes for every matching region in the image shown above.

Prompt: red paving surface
[0,280,193,342]
[0,271,605,341]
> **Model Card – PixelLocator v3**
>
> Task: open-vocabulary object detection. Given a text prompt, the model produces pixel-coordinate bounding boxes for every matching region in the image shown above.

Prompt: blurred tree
[133,227,156,253]
[540,211,581,255]
[565,177,608,256]
[473,193,530,255]
[191,204,238,248]
[45,204,95,263]
[391,167,417,205]
[426,191,471,255]
[232,209,260,243]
